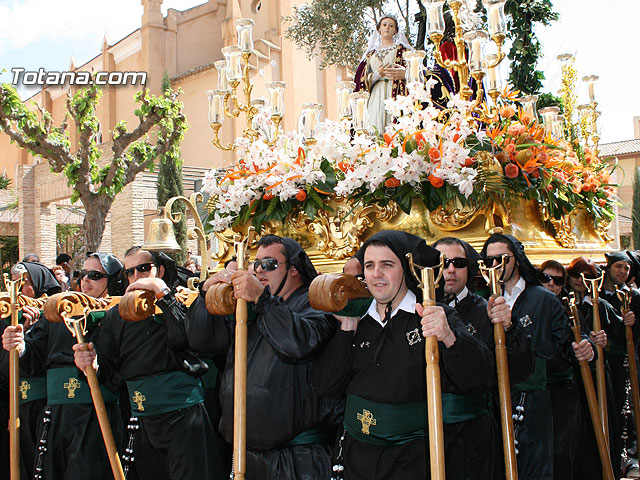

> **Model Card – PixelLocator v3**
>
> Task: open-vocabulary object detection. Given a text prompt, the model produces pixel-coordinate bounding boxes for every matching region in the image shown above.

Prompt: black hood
[280,237,318,286]
[87,252,125,296]
[481,233,540,285]
[20,262,61,297]
[627,251,640,282]
[605,251,631,268]
[358,230,442,302]
[432,237,481,291]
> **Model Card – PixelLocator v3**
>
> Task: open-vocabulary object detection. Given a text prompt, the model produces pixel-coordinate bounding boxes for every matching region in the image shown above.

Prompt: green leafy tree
[0,81,187,252]
[504,0,558,95]
[632,166,640,249]
[157,72,187,264]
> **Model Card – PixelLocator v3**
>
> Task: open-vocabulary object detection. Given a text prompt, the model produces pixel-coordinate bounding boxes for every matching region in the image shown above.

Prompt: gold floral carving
[593,216,613,244]
[289,198,398,260]
[429,203,481,231]
[538,203,577,248]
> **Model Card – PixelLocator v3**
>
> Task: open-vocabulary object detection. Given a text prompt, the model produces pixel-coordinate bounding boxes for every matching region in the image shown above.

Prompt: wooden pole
[407,253,445,480]
[583,274,609,446]
[565,295,614,480]
[232,229,254,480]
[72,323,125,480]
[478,261,517,480]
[7,277,20,480]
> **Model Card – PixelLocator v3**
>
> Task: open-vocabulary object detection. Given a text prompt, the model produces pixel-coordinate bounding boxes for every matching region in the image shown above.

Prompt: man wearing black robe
[74,247,225,480]
[313,230,494,479]
[599,251,640,471]
[0,262,59,480]
[186,235,342,479]
[481,234,595,480]
[3,255,123,480]
[433,237,534,479]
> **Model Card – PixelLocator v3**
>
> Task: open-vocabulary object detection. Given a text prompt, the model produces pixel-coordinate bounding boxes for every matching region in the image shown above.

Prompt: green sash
[125,371,204,417]
[47,367,118,405]
[18,376,46,405]
[344,392,489,446]
[282,425,336,447]
[546,367,574,385]
[513,357,547,393]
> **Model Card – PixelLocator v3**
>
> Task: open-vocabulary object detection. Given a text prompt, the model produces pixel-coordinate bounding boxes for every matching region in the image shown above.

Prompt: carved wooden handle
[205,283,235,316]
[309,273,371,312]
[119,290,157,322]
[44,292,117,323]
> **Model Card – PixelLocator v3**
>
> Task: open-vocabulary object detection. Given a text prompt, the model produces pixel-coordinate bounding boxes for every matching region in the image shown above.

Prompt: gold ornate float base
[212,197,616,272]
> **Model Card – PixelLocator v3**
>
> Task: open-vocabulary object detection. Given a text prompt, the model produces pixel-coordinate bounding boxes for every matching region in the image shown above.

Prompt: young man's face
[485,242,517,282]
[80,256,109,298]
[363,244,407,306]
[540,267,564,296]
[436,243,468,296]
[609,260,631,286]
[252,243,289,292]
[124,250,164,283]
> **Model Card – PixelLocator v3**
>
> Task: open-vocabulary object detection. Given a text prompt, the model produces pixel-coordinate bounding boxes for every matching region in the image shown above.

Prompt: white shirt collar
[449,286,469,307]
[583,294,593,305]
[367,290,416,327]
[503,276,526,308]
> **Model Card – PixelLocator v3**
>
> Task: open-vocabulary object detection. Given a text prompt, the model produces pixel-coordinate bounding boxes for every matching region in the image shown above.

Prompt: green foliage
[283,0,387,69]
[157,73,187,264]
[0,235,19,275]
[0,173,11,190]
[0,79,188,251]
[632,167,640,249]
[504,0,559,95]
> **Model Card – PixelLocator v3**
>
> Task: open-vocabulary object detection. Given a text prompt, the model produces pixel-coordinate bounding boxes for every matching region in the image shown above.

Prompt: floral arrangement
[202,81,617,233]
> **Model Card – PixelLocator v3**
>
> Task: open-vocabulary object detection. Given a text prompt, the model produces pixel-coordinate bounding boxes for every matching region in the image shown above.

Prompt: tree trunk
[82,195,115,253]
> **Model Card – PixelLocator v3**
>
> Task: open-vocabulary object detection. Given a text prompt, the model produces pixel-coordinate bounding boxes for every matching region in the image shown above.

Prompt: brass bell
[143,217,181,253]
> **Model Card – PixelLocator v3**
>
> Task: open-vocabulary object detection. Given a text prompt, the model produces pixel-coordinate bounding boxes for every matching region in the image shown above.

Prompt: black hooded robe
[0,262,60,480]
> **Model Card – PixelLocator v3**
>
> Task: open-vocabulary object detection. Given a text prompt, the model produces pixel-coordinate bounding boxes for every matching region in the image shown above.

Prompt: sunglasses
[484,254,513,266]
[443,257,468,269]
[539,272,564,286]
[251,258,282,272]
[80,269,109,281]
[123,262,155,278]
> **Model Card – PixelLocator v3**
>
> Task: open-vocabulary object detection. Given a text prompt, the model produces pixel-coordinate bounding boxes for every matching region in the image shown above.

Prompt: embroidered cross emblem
[519,315,532,328]
[466,323,477,336]
[356,408,377,435]
[132,391,146,411]
[406,328,422,345]
[64,378,81,398]
[19,380,30,400]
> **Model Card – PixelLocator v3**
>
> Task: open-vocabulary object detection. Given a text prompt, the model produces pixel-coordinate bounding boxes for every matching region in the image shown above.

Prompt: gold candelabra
[207,19,285,151]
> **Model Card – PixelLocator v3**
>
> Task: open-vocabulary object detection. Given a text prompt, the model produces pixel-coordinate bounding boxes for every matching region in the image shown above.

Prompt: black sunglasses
[484,254,513,266]
[539,272,564,286]
[252,258,282,272]
[443,257,468,269]
[123,262,155,278]
[80,269,108,281]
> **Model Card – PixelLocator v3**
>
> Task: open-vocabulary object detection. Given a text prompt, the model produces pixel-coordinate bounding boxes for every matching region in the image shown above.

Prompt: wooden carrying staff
[4,273,24,480]
[582,273,609,445]
[564,294,614,480]
[617,287,640,454]
[43,293,126,480]
[477,258,517,480]
[407,252,445,480]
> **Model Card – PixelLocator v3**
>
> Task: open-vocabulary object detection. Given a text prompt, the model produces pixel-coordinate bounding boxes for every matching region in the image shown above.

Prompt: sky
[0,0,637,144]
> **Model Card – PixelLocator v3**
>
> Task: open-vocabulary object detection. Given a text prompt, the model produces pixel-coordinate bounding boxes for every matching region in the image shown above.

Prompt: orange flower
[337,162,354,173]
[507,124,526,137]
[428,146,441,161]
[384,177,401,188]
[384,133,393,146]
[500,105,516,119]
[487,125,505,141]
[464,157,475,167]
[505,144,516,155]
[428,175,444,188]
[296,189,307,201]
[263,192,274,201]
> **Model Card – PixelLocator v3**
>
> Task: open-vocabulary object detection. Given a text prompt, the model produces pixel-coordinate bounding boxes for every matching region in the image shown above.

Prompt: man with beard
[186,235,342,479]
[432,237,533,479]
[1,261,60,479]
[2,254,122,480]
[481,234,594,480]
[74,247,225,480]
[313,230,493,479]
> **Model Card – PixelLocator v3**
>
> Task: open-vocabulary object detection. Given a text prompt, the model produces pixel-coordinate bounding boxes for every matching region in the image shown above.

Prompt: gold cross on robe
[132,391,146,411]
[356,408,376,435]
[19,380,30,400]
[64,377,81,398]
